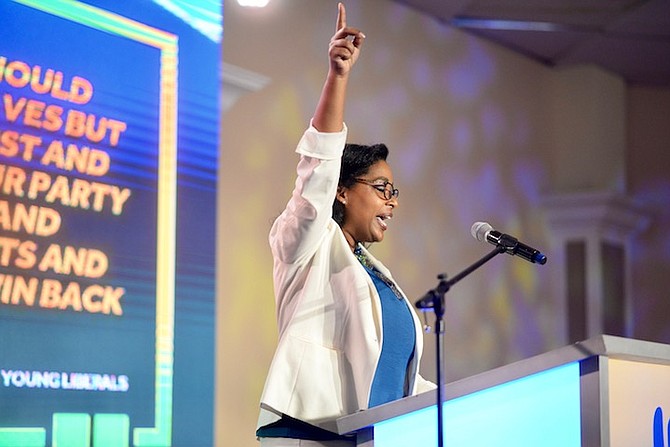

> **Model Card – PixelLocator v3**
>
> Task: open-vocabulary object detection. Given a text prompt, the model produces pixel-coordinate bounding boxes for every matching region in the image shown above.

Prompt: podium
[333,335,670,446]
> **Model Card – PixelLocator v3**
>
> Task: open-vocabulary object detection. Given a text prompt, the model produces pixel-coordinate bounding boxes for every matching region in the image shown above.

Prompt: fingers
[330,1,365,75]
[351,30,365,48]
[334,4,364,49]
[336,2,346,32]
[330,43,354,63]
[331,28,365,51]
[329,32,363,66]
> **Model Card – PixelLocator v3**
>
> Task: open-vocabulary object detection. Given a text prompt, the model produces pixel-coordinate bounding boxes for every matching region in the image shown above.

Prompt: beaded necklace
[354,244,404,300]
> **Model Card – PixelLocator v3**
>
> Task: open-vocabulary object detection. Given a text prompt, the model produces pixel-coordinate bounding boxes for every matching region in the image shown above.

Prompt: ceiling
[392,0,670,87]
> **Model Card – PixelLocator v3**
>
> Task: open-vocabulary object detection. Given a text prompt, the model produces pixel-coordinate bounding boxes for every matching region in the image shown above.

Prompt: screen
[374,362,582,446]
[0,1,221,446]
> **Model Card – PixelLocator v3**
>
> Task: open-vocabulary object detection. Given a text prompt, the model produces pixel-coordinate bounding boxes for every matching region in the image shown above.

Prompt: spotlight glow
[237,0,270,7]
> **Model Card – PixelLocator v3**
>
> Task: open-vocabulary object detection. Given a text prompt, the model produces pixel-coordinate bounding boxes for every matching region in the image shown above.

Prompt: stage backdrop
[0,1,220,446]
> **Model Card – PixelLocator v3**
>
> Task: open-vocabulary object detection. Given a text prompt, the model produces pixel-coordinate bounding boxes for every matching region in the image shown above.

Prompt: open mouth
[376,214,392,230]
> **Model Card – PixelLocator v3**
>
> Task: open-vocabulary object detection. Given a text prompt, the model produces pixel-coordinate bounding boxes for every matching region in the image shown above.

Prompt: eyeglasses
[354,178,399,200]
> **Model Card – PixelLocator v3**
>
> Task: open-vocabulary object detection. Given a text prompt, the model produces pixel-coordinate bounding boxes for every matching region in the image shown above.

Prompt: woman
[257,4,435,446]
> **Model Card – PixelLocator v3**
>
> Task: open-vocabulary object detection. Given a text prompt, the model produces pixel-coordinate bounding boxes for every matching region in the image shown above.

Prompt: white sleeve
[269,124,348,264]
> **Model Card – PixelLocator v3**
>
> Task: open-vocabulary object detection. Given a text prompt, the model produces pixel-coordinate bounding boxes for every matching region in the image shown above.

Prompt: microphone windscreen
[470,221,493,242]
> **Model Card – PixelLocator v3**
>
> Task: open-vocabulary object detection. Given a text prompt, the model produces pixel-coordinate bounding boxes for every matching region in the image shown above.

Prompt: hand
[328,3,365,77]
[312,3,363,131]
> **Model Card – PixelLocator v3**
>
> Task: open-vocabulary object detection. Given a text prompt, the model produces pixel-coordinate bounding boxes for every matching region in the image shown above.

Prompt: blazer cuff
[295,122,348,160]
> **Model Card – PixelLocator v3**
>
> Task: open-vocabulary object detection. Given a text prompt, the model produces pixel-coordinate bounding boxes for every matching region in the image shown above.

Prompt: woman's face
[338,160,398,248]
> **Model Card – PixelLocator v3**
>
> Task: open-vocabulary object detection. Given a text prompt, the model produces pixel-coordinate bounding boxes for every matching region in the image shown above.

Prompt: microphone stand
[415,245,506,447]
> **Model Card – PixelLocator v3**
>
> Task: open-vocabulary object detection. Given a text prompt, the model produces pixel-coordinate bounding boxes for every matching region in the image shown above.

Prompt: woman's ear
[336,186,348,205]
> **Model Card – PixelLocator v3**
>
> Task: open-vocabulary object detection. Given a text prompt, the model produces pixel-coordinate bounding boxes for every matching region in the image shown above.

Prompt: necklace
[354,244,404,300]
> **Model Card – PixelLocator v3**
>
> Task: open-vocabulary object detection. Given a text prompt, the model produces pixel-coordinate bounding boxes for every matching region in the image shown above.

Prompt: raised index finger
[336,2,346,32]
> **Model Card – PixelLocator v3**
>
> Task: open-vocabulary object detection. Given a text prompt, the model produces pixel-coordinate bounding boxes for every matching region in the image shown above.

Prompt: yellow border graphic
[1,1,178,445]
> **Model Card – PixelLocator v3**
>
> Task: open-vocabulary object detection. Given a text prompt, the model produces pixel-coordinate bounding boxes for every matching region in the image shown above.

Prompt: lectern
[333,335,670,446]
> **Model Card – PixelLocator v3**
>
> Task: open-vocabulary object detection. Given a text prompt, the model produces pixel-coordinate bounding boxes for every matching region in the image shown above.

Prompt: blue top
[363,264,416,408]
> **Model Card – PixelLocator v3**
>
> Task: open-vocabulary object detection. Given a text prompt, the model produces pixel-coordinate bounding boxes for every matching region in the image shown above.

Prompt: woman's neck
[342,230,358,252]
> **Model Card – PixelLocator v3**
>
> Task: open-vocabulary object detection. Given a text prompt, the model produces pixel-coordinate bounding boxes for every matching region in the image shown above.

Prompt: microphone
[471,222,547,265]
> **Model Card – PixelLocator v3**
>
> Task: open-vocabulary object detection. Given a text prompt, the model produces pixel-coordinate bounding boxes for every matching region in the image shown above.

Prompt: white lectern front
[332,335,670,446]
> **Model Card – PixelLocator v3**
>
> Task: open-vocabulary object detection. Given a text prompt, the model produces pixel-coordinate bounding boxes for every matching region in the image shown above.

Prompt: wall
[627,86,670,341]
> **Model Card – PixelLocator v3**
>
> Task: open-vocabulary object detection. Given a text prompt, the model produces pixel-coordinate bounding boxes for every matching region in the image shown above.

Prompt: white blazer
[258,124,434,430]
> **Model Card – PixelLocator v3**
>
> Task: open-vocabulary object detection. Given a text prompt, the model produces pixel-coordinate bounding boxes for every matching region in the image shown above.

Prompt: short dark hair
[332,143,389,226]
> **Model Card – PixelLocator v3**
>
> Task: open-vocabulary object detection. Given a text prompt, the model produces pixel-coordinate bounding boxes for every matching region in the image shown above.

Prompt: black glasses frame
[354,178,399,200]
